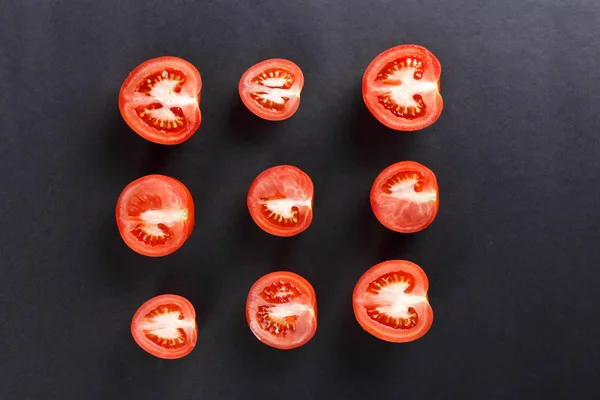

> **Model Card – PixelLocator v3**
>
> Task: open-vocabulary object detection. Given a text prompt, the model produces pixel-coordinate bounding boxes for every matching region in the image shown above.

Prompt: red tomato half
[116,175,194,257]
[353,260,433,343]
[239,59,304,121]
[247,165,314,237]
[131,294,198,359]
[246,272,317,350]
[119,56,202,144]
[370,161,439,233]
[363,45,443,131]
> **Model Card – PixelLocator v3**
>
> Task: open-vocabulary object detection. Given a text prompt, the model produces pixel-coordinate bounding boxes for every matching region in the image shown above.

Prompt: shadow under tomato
[96,214,158,290]
[227,97,279,145]
[230,304,302,375]
[154,268,216,329]
[99,97,183,180]
[346,85,419,165]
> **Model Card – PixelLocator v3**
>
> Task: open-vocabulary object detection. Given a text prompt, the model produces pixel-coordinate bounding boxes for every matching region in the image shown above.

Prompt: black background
[1,0,599,399]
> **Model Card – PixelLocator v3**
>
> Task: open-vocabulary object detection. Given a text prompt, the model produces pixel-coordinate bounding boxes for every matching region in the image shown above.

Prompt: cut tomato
[119,56,202,144]
[362,45,443,131]
[247,165,314,237]
[246,272,317,350]
[116,174,194,257]
[353,260,433,343]
[370,161,438,233]
[238,59,304,121]
[131,294,198,359]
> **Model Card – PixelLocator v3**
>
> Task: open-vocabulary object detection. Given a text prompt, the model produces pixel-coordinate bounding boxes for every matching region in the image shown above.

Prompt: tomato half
[362,45,443,131]
[370,161,439,233]
[247,165,314,237]
[246,272,317,350]
[353,260,433,343]
[119,56,202,144]
[116,174,194,257]
[239,59,304,121]
[131,294,198,359]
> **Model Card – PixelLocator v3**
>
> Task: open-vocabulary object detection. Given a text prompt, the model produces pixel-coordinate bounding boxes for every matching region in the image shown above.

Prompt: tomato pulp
[247,165,314,237]
[370,161,439,233]
[131,294,198,359]
[246,272,317,350]
[239,59,304,121]
[363,45,443,131]
[353,260,433,342]
[119,56,202,144]
[116,175,194,257]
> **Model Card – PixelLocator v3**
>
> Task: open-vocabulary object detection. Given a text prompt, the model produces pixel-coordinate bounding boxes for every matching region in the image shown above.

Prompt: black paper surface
[1,0,599,399]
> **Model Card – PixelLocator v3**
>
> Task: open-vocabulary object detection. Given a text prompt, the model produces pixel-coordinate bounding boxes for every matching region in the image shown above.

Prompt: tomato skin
[362,44,443,131]
[116,174,194,257]
[119,56,202,145]
[239,59,304,121]
[246,271,317,350]
[131,294,198,359]
[247,165,314,237]
[353,260,433,343]
[370,161,439,233]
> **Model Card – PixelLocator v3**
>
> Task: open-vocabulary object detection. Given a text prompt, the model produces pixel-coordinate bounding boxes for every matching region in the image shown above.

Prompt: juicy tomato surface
[239,59,304,121]
[119,56,202,144]
[116,174,194,257]
[362,44,443,131]
[246,272,317,350]
[353,260,433,343]
[247,165,314,237]
[370,161,438,233]
[131,294,198,359]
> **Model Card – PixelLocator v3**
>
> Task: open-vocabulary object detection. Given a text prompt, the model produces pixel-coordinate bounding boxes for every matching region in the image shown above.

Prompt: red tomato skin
[130,294,198,359]
[119,56,202,145]
[362,44,443,131]
[116,174,194,257]
[238,59,304,121]
[370,161,439,233]
[353,260,433,343]
[246,271,317,350]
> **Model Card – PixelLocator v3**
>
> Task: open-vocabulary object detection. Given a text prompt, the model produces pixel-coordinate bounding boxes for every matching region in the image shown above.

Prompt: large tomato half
[362,45,443,131]
[246,272,317,350]
[116,174,194,257]
[370,161,439,233]
[353,260,433,343]
[119,56,202,144]
[247,165,314,237]
[131,294,198,359]
[239,59,304,121]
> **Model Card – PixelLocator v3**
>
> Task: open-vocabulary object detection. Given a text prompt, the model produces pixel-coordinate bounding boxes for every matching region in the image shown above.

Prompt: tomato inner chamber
[375,56,431,120]
[382,171,424,194]
[142,304,189,349]
[126,191,182,246]
[135,104,187,132]
[249,68,296,111]
[365,271,420,330]
[256,281,304,336]
[134,68,190,132]
[260,194,301,227]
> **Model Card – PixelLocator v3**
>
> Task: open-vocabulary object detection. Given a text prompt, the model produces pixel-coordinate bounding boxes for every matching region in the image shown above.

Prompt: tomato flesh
[239,59,304,121]
[247,165,314,237]
[119,57,202,144]
[246,272,317,350]
[116,175,194,257]
[370,161,438,233]
[353,260,433,343]
[131,294,198,359]
[363,45,443,131]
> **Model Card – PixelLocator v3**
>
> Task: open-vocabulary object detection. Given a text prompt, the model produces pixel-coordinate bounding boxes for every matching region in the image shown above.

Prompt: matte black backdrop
[1,0,599,399]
